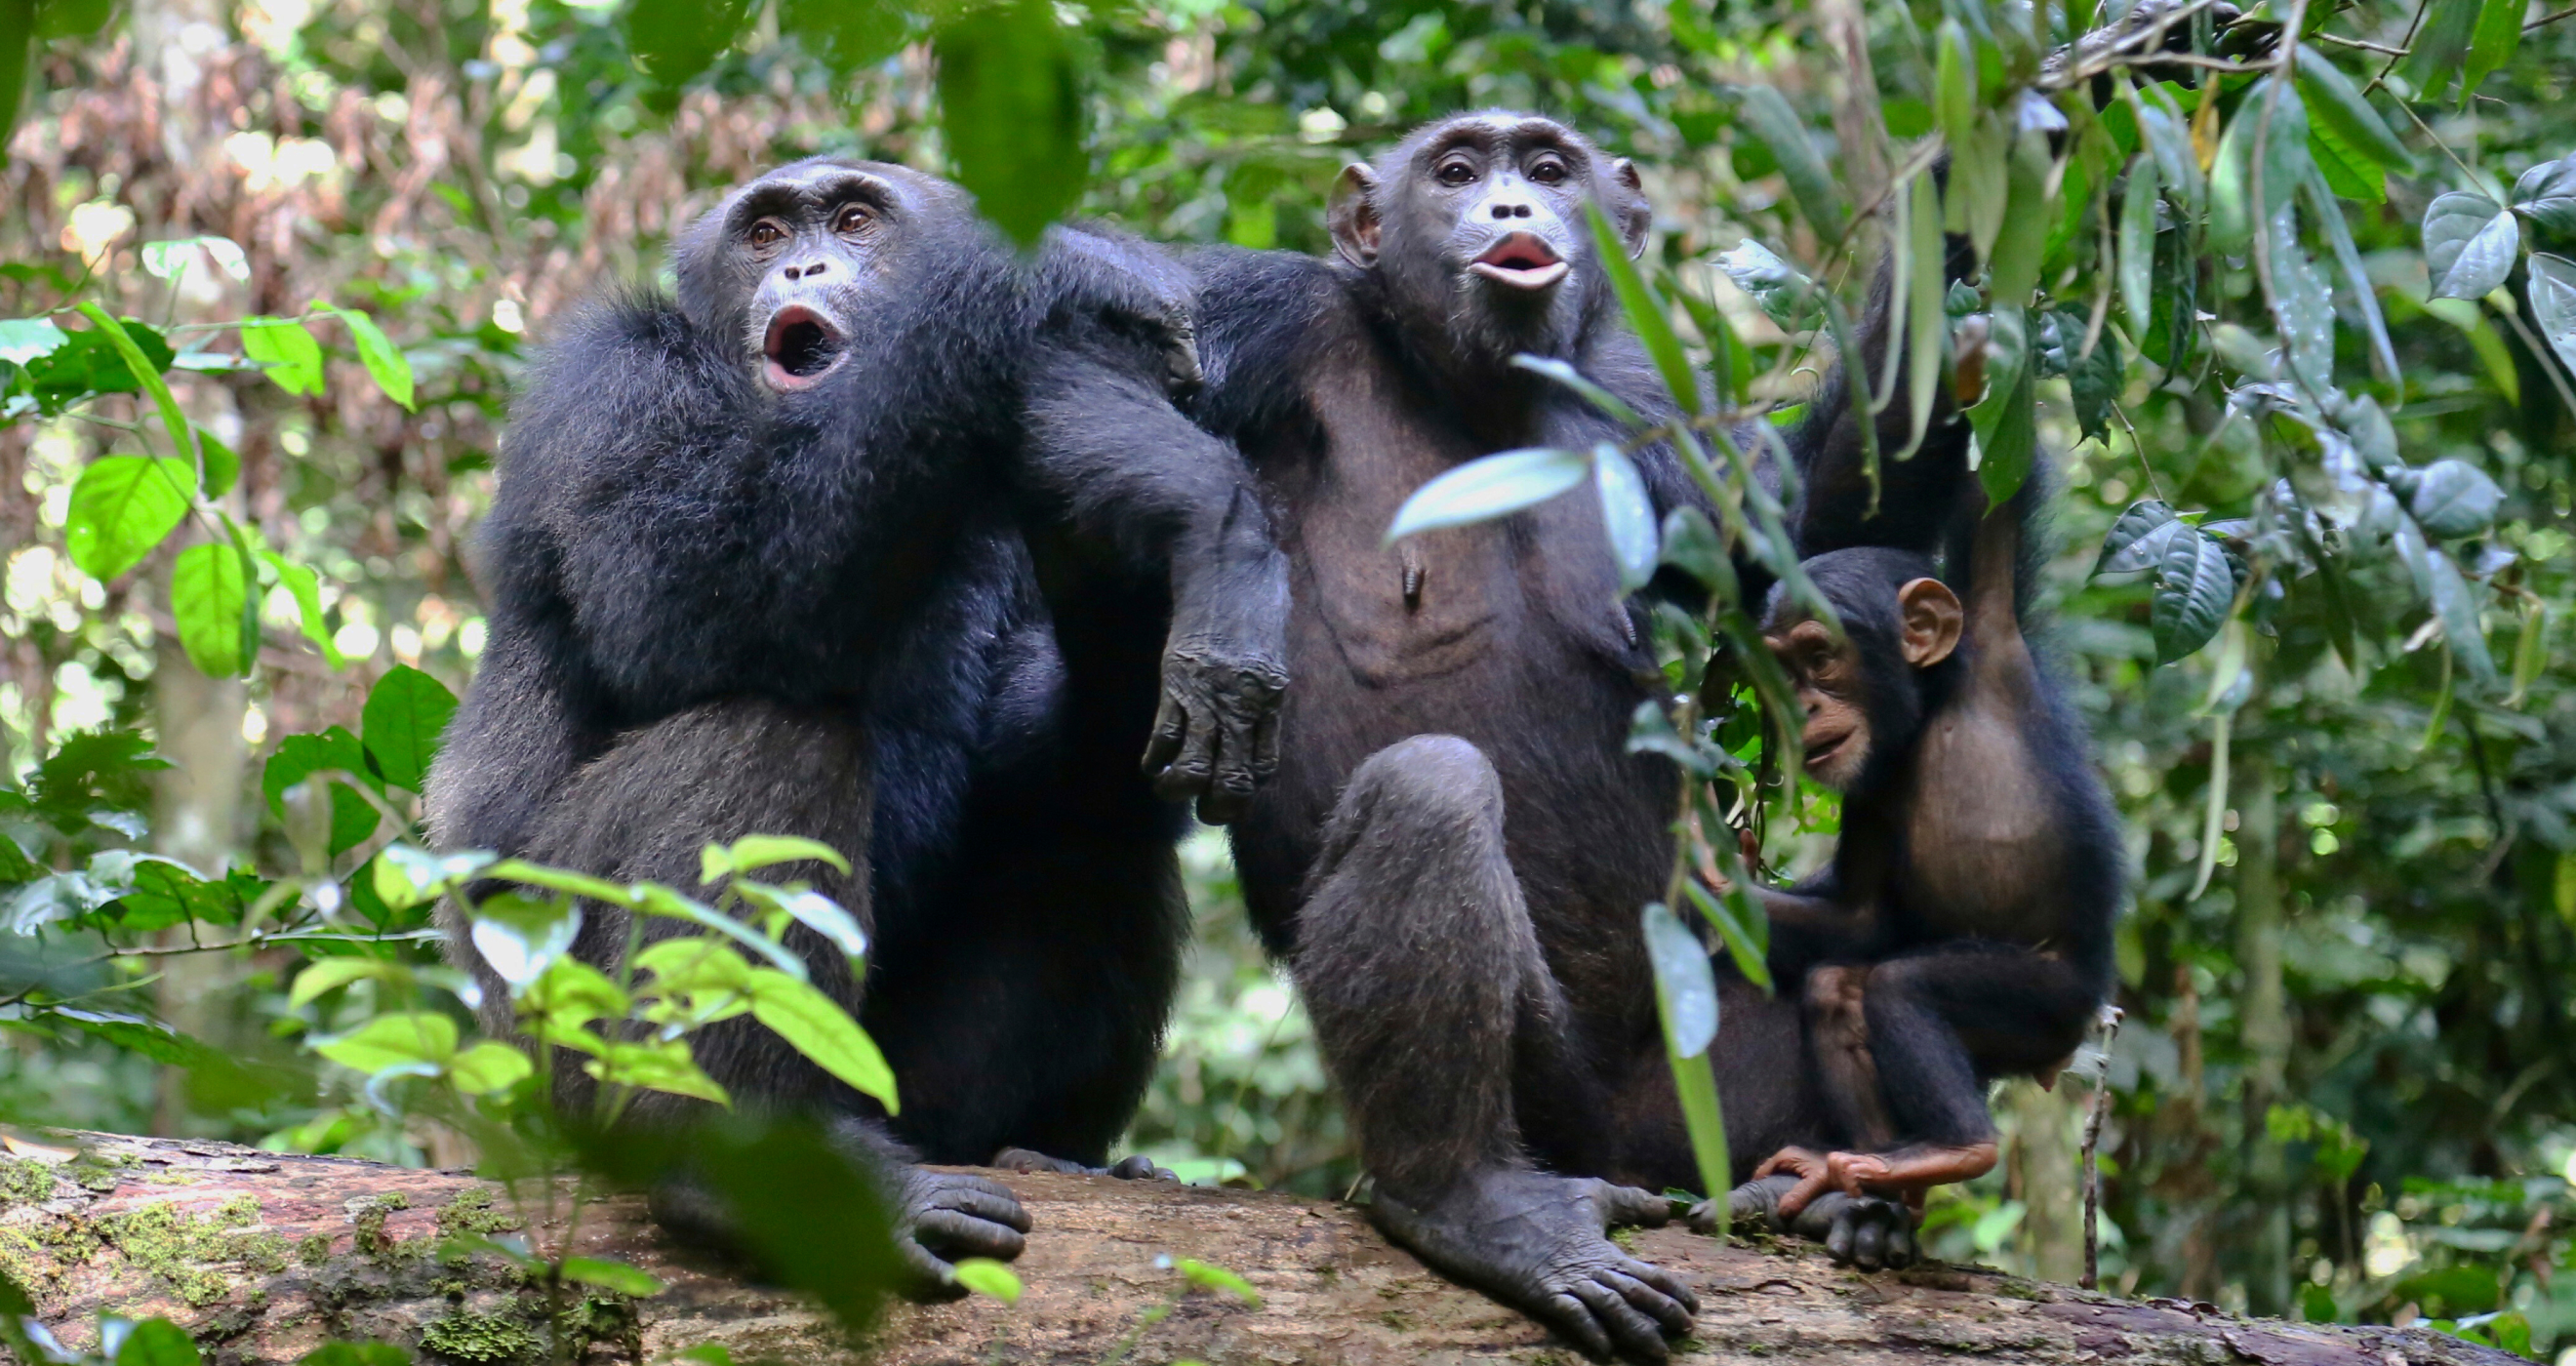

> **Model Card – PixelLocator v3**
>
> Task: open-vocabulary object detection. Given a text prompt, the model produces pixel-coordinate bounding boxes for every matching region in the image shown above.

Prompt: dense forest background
[1,0,2571,1355]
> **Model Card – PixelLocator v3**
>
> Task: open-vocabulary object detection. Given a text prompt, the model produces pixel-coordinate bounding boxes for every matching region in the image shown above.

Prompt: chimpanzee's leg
[1290,734,1698,1364]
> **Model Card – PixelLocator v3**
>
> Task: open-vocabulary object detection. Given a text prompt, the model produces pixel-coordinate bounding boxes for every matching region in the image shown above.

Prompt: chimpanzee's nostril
[804,261,826,277]
[1491,204,1512,220]
[1513,204,1532,218]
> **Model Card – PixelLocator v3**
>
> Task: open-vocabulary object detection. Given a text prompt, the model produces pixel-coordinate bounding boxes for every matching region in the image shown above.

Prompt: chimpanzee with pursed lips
[1734,461,2122,1224]
[425,156,1288,1296]
[1178,111,1986,1361]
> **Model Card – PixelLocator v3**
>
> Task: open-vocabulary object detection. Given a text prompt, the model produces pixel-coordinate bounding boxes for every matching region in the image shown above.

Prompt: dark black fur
[1180,112,1965,1361]
[426,157,1285,1294]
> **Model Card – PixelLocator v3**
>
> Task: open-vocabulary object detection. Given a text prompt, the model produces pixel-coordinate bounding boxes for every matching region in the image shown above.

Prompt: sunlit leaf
[2424,546,2499,686]
[935,1,1083,247]
[701,834,854,883]
[141,236,248,283]
[2097,500,2183,576]
[196,426,238,498]
[328,304,414,411]
[1736,83,1844,236]
[2463,0,2524,103]
[362,664,459,792]
[1386,448,1588,542]
[2410,459,2504,538]
[448,1041,534,1095]
[586,1039,731,1106]
[2422,192,2519,300]
[171,542,251,677]
[734,882,868,961]
[1714,239,1816,329]
[1641,901,1717,1058]
[2525,253,2576,382]
[76,305,198,472]
[65,456,193,582]
[2515,155,2576,235]
[315,1011,459,1073]
[1593,446,1658,592]
[2292,47,2408,171]
[1902,172,1945,460]
[560,1257,664,1297]
[0,316,67,365]
[951,1258,1022,1304]
[745,970,900,1112]
[472,892,584,989]
[262,551,347,667]
[2152,528,2235,663]
[289,956,399,1009]
[2265,201,2336,390]
[240,317,326,396]
[1512,355,1645,426]
[1171,1256,1261,1306]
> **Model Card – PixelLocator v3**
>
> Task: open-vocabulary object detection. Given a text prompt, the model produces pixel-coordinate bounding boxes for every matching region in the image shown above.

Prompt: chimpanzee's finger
[1568,1278,1670,1363]
[1611,1252,1700,1319]
[1537,1291,1617,1361]
[1590,1181,1673,1228]
[1141,691,1189,778]
[1850,1214,1888,1270]
[1775,1168,1834,1219]
[1150,696,1221,803]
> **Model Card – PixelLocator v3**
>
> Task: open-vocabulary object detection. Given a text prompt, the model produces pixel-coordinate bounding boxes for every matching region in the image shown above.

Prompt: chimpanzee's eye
[1435,156,1477,186]
[1527,155,1569,184]
[746,220,786,249]
[833,202,873,234]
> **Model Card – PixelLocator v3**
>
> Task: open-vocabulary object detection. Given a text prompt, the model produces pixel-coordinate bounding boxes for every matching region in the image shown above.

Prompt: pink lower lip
[1468,259,1572,290]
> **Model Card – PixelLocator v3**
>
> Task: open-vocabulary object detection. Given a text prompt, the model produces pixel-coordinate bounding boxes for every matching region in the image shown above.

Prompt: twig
[2493,298,2576,422]
[2388,95,2483,184]
[2363,0,2431,97]
[2527,3,2576,29]
[2080,1004,2126,1291]
[2312,30,2409,53]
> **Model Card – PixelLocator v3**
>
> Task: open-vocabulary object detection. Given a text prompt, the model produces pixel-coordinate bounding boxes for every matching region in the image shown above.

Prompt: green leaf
[2293,47,2408,170]
[2209,106,2255,256]
[585,1039,732,1106]
[2410,459,2504,537]
[2120,153,2159,344]
[951,1258,1023,1304]
[2463,0,2523,102]
[1988,126,2054,310]
[1511,355,1645,426]
[1681,875,1770,991]
[1902,172,1946,460]
[289,957,398,1009]
[2309,116,2387,204]
[328,305,414,411]
[262,726,382,856]
[1666,1029,1731,1224]
[295,1342,411,1366]
[240,317,326,396]
[2399,0,2483,103]
[1714,239,1816,329]
[1171,1257,1261,1306]
[1934,19,1976,149]
[1955,110,2011,263]
[700,834,854,883]
[114,1317,202,1366]
[2133,87,2203,217]
[1641,901,1717,1058]
[560,1256,664,1297]
[2423,192,2519,300]
[637,937,758,994]
[470,892,584,988]
[2059,310,2122,446]
[2307,172,2398,383]
[1656,505,1734,601]
[195,426,238,498]
[171,542,251,677]
[2515,156,2576,235]
[1587,203,1695,415]
[448,1041,534,1095]
[65,456,194,583]
[2424,546,2499,687]
[745,970,900,1112]
[0,316,67,365]
[2266,201,2337,390]
[262,552,347,667]
[1736,83,1845,236]
[1593,446,1658,592]
[2096,500,2183,576]
[315,1011,459,1073]
[2152,529,2235,663]
[622,0,750,92]
[935,1,1083,247]
[734,883,869,962]
[362,664,459,792]
[1386,448,1589,542]
[76,304,197,470]
[141,236,248,283]
[2526,253,2576,382]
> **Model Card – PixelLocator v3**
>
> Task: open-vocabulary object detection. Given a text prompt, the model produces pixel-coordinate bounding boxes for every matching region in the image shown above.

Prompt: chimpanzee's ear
[1328,163,1384,269]
[1610,158,1650,259]
[1895,578,1964,667]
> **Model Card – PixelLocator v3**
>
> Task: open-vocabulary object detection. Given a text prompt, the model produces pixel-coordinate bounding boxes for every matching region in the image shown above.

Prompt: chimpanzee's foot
[1373,1168,1699,1363]
[892,1165,1032,1299]
[1693,1173,1918,1270]
[990,1146,1178,1181]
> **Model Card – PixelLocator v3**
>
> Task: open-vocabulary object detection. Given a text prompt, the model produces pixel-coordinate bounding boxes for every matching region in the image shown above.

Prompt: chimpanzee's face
[1761,564,1962,795]
[673,157,957,394]
[1330,113,1649,372]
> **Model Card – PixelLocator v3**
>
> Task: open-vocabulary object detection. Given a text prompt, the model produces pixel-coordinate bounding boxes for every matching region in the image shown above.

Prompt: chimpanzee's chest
[1896,705,2064,944]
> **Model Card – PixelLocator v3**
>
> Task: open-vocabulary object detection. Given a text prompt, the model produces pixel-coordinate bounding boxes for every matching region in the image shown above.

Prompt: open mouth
[763,305,846,390]
[1468,232,1572,291]
[1802,730,1852,771]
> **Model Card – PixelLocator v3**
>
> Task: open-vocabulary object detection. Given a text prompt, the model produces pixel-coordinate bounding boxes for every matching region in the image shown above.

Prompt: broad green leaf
[1736,83,1845,236]
[1587,204,1693,415]
[1902,172,1945,461]
[2133,87,2203,216]
[328,305,414,411]
[2463,0,2524,103]
[2309,117,2387,205]
[636,937,757,994]
[629,881,812,981]
[1934,19,1975,148]
[65,456,193,582]
[700,834,853,883]
[196,426,238,498]
[951,1258,1022,1304]
[745,970,900,1112]
[2120,153,2159,343]
[524,957,630,1035]
[2307,172,2398,383]
[1387,448,1589,542]
[240,317,326,396]
[1682,875,1771,992]
[2152,528,2234,663]
[1641,902,1717,1057]
[1714,239,1816,329]
[1955,110,2010,263]
[2423,192,2519,300]
[1593,446,1658,592]
[114,1318,201,1366]
[1512,355,1645,425]
[2425,546,2499,686]
[315,1011,459,1073]
[733,882,869,961]
[2209,107,2255,256]
[1987,127,2053,309]
[1666,1024,1731,1219]
[560,1256,664,1297]
[362,664,459,792]
[376,844,497,907]
[2508,602,2550,707]
[1172,1257,1261,1306]
[2293,47,2408,170]
[262,725,382,855]
[289,956,399,1009]
[1656,505,1734,600]
[2266,202,2337,390]
[0,316,67,365]
[171,542,251,677]
[935,1,1083,247]
[622,0,750,93]
[471,892,584,988]
[448,1041,534,1095]
[2410,459,2504,537]
[76,304,197,471]
[2399,0,2482,103]
[2096,500,2183,575]
[141,236,248,283]
[2526,254,2576,381]
[262,552,347,666]
[586,1039,731,1106]
[778,0,905,74]
[2058,309,2122,446]
[2515,156,2576,235]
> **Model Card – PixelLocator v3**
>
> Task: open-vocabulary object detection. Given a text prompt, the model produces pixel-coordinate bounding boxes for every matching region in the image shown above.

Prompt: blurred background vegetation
[1,0,2571,1355]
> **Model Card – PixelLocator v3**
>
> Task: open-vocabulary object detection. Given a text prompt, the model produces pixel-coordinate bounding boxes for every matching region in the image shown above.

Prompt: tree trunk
[0,1131,2522,1366]
[2234,743,2293,1316]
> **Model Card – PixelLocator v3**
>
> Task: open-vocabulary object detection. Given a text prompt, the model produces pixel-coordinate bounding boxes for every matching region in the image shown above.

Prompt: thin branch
[2312,30,2409,53]
[2494,301,2576,422]
[2363,0,2432,97]
[2388,95,2486,187]
[2527,3,2576,29]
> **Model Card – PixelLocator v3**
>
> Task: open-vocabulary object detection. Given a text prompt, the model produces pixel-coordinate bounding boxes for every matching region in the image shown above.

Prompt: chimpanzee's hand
[1698,1173,1919,1271]
[1144,633,1287,825]
[889,1166,1032,1300]
[1375,1169,1699,1363]
[991,1146,1180,1182]
[1044,224,1204,400]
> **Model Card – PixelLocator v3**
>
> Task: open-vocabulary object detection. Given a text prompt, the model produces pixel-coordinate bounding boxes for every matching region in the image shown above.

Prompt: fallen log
[0,1131,2520,1365]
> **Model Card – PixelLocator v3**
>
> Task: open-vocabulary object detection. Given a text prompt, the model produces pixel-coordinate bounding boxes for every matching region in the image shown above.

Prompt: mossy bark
[0,1131,2524,1366]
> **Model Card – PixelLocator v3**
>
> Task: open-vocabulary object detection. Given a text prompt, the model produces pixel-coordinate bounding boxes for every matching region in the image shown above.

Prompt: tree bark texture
[0,1132,2524,1366]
